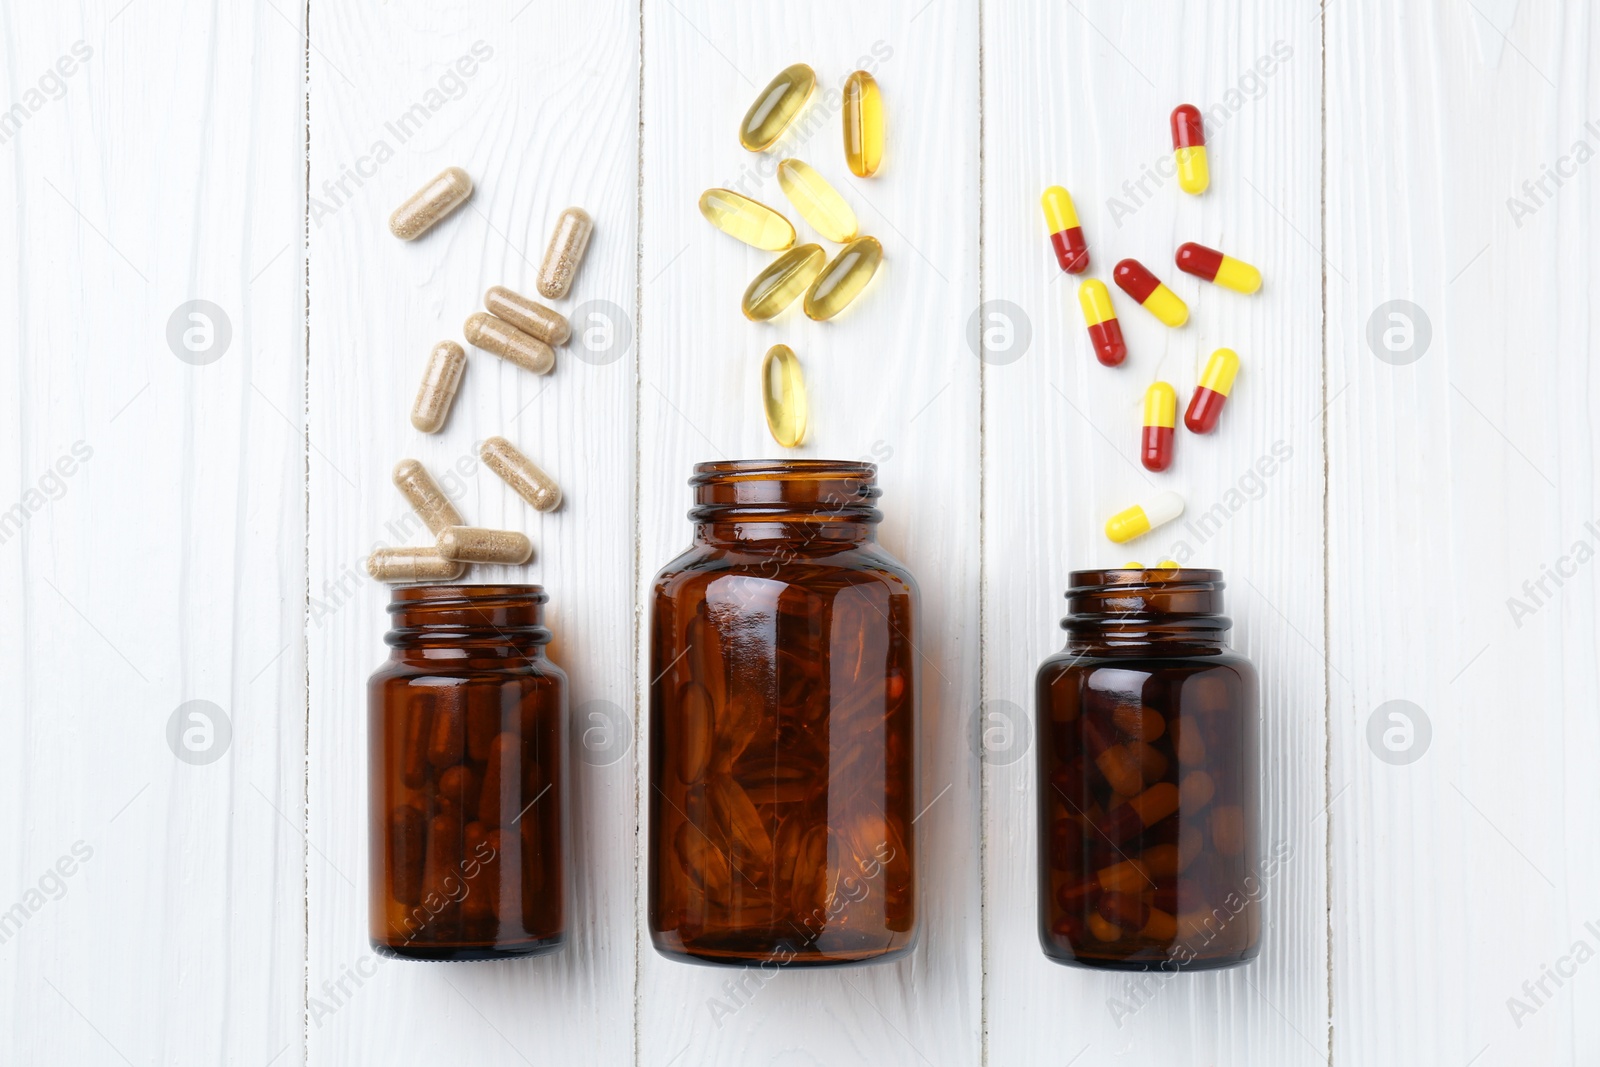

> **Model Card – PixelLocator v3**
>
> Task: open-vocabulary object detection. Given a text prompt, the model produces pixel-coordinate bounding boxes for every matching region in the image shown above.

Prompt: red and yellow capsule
[1171,105,1208,195]
[1114,259,1188,328]
[1077,279,1126,367]
[1175,242,1261,294]
[1185,348,1239,434]
[1142,381,1178,472]
[1041,186,1090,274]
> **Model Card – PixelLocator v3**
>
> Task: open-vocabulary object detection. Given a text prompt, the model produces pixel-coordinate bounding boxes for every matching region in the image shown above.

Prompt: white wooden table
[3,1,1594,1063]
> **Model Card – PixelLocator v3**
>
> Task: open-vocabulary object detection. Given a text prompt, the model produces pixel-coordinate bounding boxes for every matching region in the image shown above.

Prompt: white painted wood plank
[981,2,1329,1063]
[637,2,981,1063]
[306,2,639,1064]
[0,2,306,1064]
[1326,2,1600,1063]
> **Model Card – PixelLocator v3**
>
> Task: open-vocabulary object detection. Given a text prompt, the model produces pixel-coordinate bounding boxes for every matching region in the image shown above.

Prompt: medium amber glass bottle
[1036,567,1260,971]
[368,584,566,961]
[649,460,918,966]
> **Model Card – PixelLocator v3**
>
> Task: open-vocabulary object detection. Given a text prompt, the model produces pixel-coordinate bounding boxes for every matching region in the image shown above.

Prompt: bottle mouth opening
[386,584,550,640]
[387,583,548,609]
[1063,568,1228,632]
[689,459,881,524]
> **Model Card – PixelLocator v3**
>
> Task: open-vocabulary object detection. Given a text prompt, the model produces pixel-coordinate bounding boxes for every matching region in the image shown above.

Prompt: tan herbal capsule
[484,286,571,346]
[464,312,554,376]
[481,435,562,512]
[393,459,465,535]
[536,206,592,300]
[388,166,473,240]
[409,341,466,433]
[366,547,465,583]
[437,525,533,565]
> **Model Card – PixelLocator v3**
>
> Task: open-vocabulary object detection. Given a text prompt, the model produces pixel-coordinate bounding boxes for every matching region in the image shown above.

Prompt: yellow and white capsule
[1105,491,1185,544]
[1171,105,1209,195]
[776,159,857,243]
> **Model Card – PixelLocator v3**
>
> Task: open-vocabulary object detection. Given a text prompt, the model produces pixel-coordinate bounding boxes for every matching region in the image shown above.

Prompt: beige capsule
[409,341,466,433]
[536,206,593,300]
[464,312,555,375]
[437,525,534,565]
[481,436,562,512]
[393,459,465,535]
[389,167,473,240]
[484,286,571,346]
[367,547,465,583]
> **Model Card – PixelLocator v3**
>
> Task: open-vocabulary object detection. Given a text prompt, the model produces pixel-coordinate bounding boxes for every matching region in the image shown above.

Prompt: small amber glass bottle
[368,584,566,961]
[1036,568,1260,971]
[649,460,919,966]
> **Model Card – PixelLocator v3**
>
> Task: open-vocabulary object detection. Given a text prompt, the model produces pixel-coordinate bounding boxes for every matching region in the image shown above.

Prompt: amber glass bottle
[368,584,566,961]
[1036,568,1260,971]
[649,460,918,966]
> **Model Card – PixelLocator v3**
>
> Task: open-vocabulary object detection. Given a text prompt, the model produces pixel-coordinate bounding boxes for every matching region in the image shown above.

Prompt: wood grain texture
[305,1,638,1063]
[1326,2,1600,1064]
[6,0,1599,1063]
[637,1,981,1063]
[981,2,1328,1063]
[0,1,307,1064]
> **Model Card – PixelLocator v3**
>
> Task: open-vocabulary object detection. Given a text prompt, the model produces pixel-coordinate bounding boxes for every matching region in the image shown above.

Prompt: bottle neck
[1061,568,1231,654]
[385,584,551,659]
[687,459,881,548]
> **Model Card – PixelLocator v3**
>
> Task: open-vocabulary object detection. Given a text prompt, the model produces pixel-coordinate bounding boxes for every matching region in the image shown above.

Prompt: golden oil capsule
[698,189,795,251]
[536,206,593,300]
[393,459,465,535]
[367,547,466,583]
[741,244,826,321]
[803,236,882,321]
[740,63,815,152]
[409,341,466,434]
[437,526,533,565]
[760,344,808,448]
[842,71,884,177]
[776,159,857,243]
[464,312,555,376]
[484,286,570,346]
[389,167,473,240]
[481,435,562,512]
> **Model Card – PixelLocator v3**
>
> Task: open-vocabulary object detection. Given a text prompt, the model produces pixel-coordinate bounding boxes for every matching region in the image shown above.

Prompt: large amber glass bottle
[368,584,566,961]
[1037,567,1261,971]
[649,460,918,966]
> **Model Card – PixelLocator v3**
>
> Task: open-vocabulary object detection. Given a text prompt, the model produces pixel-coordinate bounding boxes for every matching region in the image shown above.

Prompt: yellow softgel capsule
[776,160,857,243]
[842,70,884,177]
[742,244,826,321]
[698,189,795,251]
[1105,491,1185,544]
[741,63,816,152]
[803,236,882,321]
[761,344,808,448]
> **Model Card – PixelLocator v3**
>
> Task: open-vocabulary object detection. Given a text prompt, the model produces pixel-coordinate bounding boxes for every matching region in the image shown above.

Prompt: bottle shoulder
[1036,645,1255,679]
[652,541,917,598]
